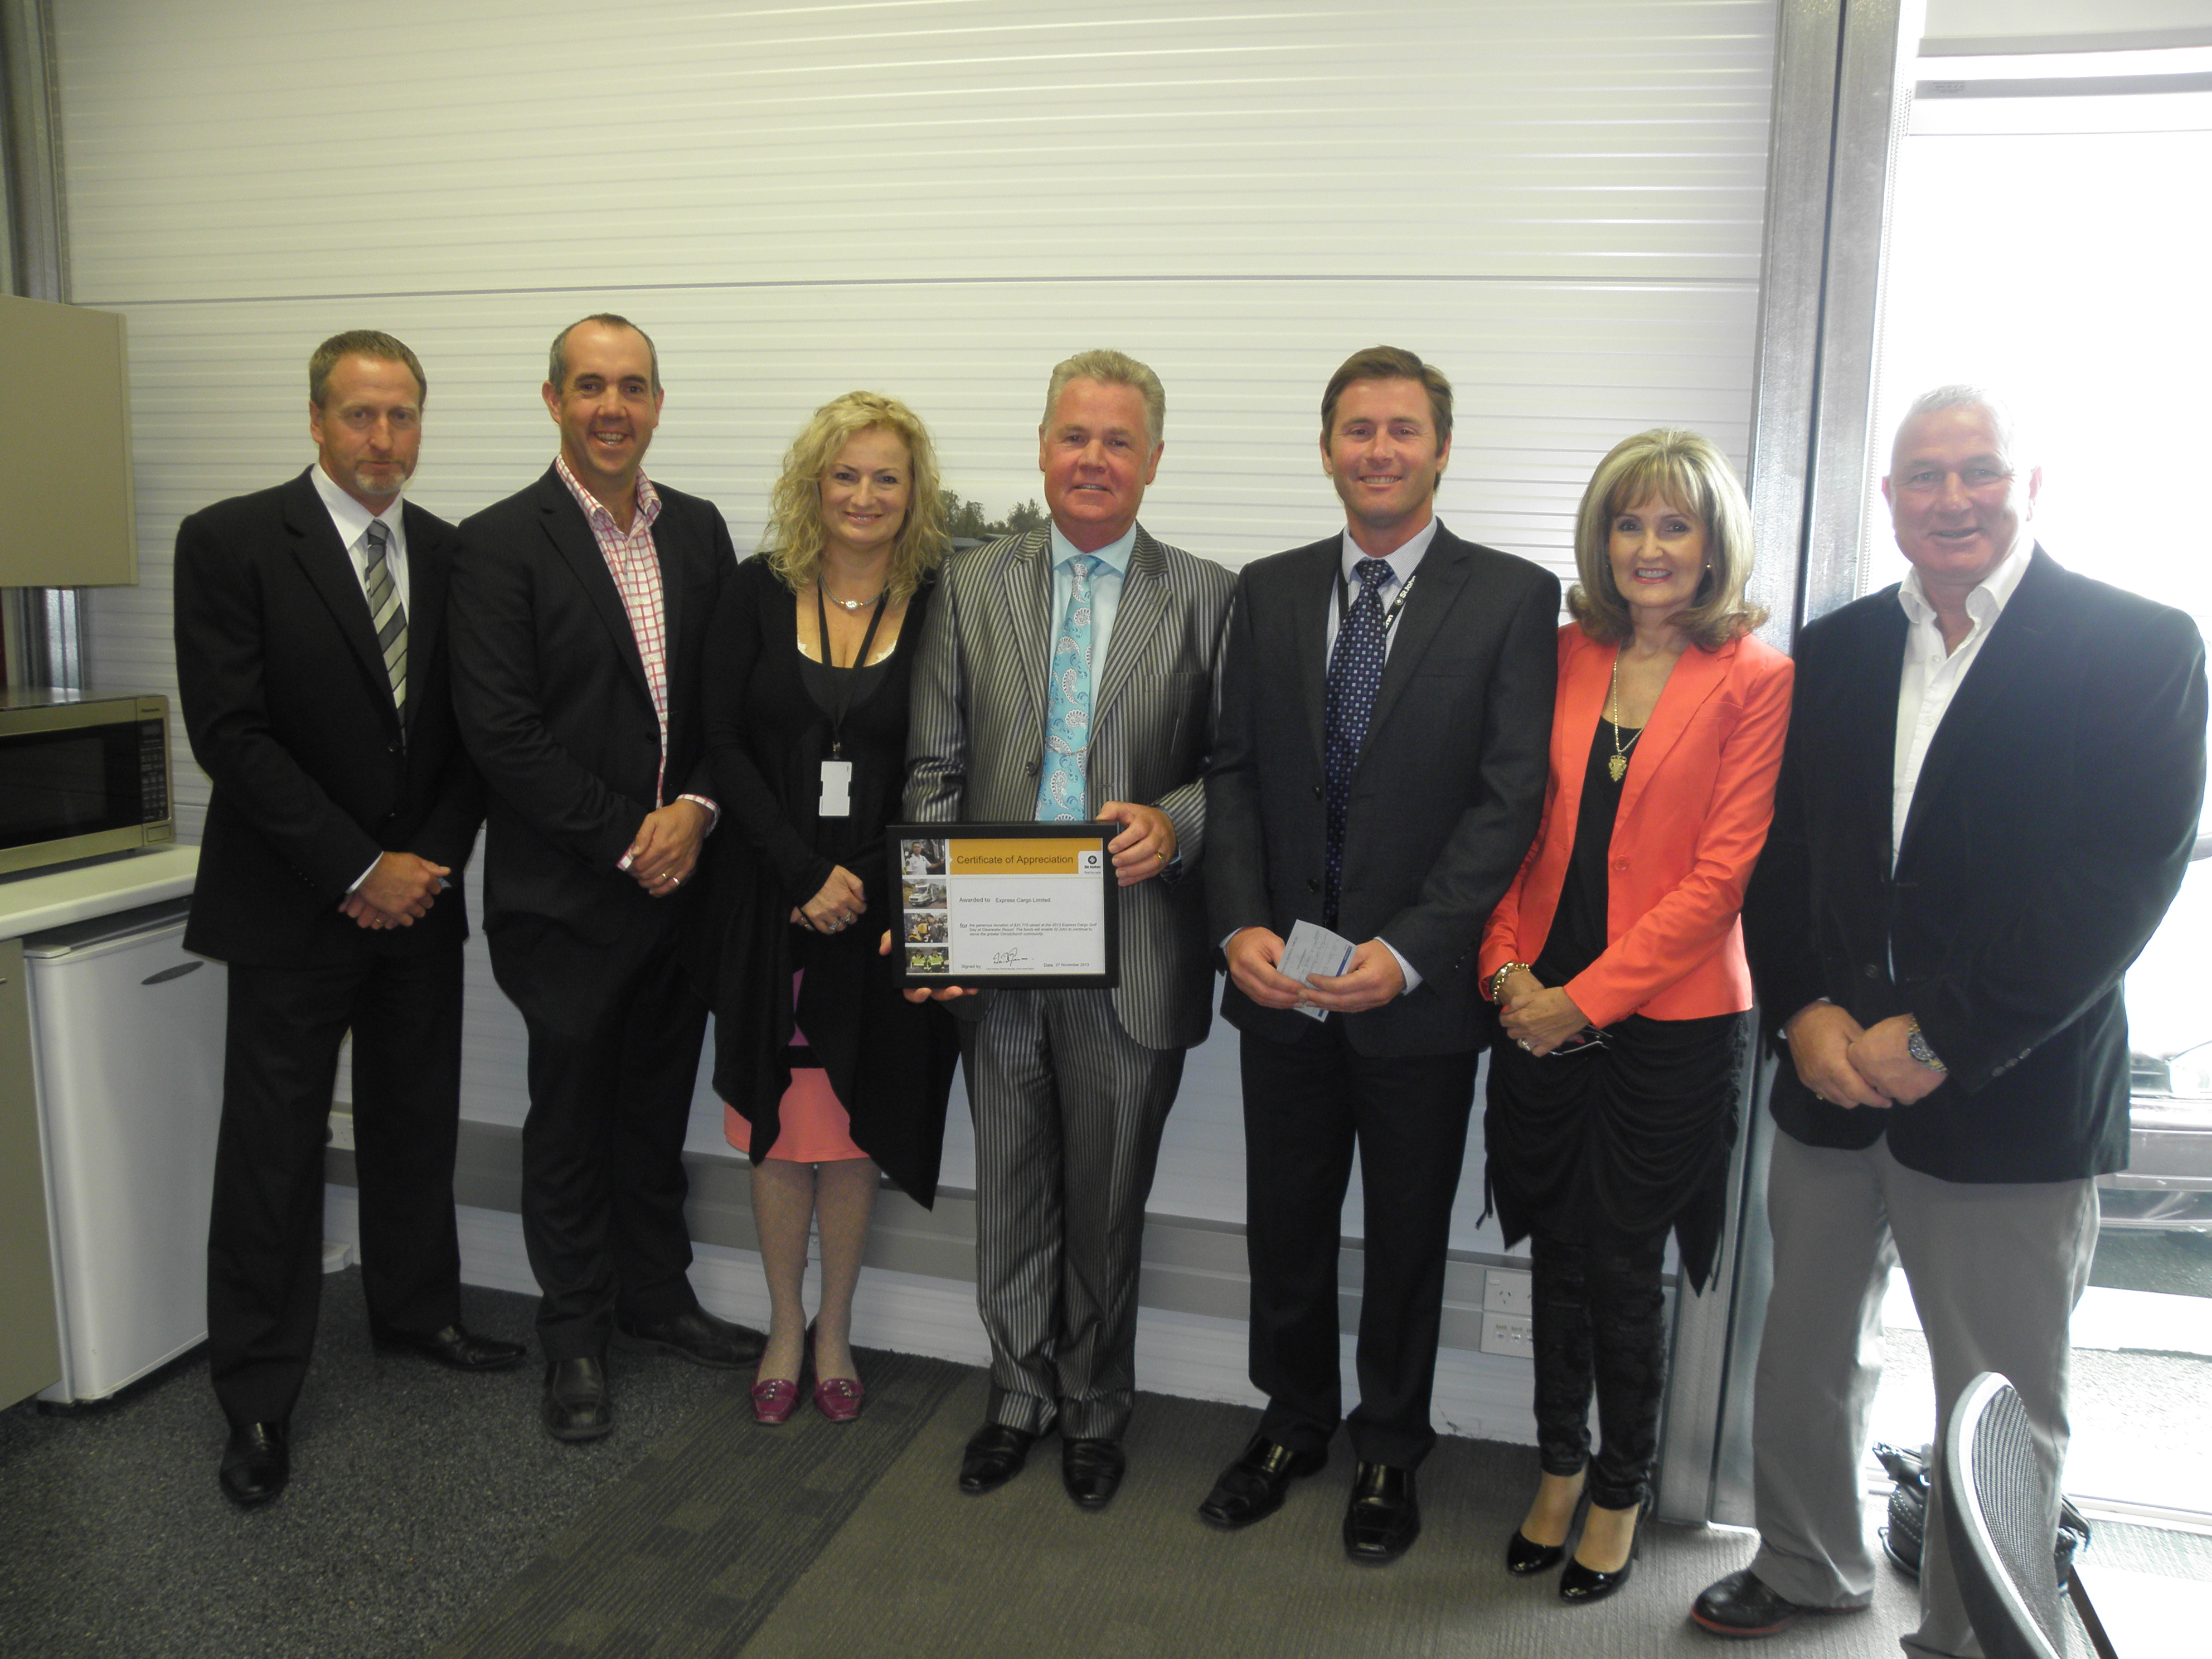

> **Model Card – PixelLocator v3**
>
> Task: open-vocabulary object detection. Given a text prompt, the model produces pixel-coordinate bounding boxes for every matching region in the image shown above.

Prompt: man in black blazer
[1201,346,1558,1562]
[451,315,759,1445]
[176,330,518,1509]
[1691,389,2205,1648]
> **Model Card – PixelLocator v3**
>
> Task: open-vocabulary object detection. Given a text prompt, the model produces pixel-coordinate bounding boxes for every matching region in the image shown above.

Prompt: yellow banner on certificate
[949,837,1085,874]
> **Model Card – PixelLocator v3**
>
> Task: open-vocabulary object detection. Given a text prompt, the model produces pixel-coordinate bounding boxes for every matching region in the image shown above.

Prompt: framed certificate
[889,823,1119,989]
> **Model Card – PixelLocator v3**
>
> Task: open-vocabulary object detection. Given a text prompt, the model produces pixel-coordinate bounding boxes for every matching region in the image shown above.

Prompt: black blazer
[1744,547,2207,1182]
[1206,523,1560,1055]
[174,468,481,967]
[450,465,734,946]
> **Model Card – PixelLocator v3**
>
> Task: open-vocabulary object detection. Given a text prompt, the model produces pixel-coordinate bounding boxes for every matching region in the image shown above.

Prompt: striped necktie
[362,519,408,720]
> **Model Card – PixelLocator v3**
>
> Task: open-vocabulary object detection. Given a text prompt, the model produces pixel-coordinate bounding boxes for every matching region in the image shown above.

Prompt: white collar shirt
[310,462,409,614]
[1891,540,2034,866]
[1325,515,1442,668]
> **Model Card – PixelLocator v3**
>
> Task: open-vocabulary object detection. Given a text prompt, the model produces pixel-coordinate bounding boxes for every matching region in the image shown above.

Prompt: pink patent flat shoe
[751,1377,800,1425]
[813,1376,865,1423]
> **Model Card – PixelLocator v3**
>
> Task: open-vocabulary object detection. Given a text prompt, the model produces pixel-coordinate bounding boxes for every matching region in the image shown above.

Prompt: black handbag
[1874,1442,2091,1583]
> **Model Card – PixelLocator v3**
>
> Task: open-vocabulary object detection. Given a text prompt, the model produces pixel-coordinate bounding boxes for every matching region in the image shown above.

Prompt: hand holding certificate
[889,824,1120,991]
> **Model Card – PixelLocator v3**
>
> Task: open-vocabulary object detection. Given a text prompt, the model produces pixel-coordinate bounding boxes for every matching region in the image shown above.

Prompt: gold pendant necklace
[1607,652,1645,783]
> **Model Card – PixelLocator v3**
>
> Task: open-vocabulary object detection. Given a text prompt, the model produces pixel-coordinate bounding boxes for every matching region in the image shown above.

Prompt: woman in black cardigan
[700,391,958,1424]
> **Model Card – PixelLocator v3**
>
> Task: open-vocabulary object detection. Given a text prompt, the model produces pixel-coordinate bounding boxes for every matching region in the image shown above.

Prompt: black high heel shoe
[1559,1493,1648,1603]
[1506,1482,1589,1575]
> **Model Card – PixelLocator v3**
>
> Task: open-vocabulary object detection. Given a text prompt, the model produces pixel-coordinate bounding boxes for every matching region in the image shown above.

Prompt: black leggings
[1529,1228,1668,1511]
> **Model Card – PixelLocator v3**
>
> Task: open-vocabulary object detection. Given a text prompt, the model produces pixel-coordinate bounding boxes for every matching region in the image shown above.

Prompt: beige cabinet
[0,293,135,589]
[0,937,63,1405]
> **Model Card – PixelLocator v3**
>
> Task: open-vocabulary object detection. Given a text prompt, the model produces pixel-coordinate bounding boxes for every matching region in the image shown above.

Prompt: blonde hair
[761,392,947,604]
[1566,428,1765,650]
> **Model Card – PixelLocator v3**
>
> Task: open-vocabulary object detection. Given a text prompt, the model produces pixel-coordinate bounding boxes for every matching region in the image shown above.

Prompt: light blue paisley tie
[1036,553,1103,821]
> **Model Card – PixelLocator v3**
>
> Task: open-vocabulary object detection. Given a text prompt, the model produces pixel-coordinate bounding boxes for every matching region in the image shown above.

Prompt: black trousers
[489,912,709,1361]
[207,945,464,1426]
[1529,1226,1669,1510]
[1239,1021,1478,1469]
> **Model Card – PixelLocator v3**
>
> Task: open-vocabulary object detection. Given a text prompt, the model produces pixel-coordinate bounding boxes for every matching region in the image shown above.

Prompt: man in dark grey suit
[175,331,519,1508]
[903,348,1234,1511]
[1201,346,1558,1563]
[1691,389,2205,1649]
[451,315,761,1446]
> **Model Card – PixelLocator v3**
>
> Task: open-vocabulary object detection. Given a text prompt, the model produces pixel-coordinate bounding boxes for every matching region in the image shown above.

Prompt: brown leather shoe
[1197,1433,1328,1529]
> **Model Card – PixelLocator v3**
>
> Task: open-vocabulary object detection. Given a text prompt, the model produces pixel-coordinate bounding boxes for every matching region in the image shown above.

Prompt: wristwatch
[1905,1018,1947,1073]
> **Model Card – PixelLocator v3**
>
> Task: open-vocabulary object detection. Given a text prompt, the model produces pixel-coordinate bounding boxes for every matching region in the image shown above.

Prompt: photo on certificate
[887,823,1119,989]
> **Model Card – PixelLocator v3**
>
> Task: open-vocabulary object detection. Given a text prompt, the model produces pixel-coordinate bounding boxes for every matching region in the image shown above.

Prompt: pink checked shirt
[553,454,715,855]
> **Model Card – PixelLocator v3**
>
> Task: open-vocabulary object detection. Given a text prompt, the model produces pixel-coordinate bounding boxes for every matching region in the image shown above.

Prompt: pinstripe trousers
[962,987,1186,1442]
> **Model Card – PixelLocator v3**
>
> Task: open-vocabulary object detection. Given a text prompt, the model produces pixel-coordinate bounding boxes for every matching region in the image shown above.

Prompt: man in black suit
[450,314,760,1444]
[1201,346,1558,1563]
[1691,388,2205,1649]
[175,329,520,1510]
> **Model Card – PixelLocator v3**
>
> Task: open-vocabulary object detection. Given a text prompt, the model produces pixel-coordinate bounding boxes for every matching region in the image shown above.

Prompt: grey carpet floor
[6,1270,2207,1658]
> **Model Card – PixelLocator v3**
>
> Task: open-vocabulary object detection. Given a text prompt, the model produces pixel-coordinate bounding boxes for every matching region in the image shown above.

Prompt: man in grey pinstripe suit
[902,349,1234,1512]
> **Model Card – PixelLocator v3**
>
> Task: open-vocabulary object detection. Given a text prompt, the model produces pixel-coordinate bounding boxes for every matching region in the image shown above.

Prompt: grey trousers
[1748,1131,2096,1659]
[963,988,1185,1442]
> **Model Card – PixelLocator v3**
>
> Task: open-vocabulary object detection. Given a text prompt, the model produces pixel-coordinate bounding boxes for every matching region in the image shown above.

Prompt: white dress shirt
[1891,541,2033,867]
[309,462,409,615]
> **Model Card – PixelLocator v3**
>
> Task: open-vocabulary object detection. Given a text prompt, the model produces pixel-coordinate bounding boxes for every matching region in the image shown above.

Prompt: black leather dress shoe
[957,1423,1038,1496]
[1197,1434,1328,1530]
[1690,1569,1819,1636]
[371,1321,526,1372]
[1061,1438,1126,1511]
[613,1307,764,1369]
[219,1420,289,1508]
[541,1356,613,1442]
[1343,1462,1420,1564]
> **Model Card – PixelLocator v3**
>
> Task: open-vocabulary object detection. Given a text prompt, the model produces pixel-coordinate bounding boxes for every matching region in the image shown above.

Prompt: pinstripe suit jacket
[903,523,1236,1050]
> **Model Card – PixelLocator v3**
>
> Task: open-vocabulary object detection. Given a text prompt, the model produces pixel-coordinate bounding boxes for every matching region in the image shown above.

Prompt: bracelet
[1487,962,1531,1005]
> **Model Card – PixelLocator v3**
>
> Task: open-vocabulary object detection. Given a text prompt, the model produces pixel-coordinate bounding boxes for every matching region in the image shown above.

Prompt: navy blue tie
[1323,558,1391,925]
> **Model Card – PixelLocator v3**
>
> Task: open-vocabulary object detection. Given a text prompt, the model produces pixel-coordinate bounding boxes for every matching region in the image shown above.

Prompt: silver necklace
[821,579,887,612]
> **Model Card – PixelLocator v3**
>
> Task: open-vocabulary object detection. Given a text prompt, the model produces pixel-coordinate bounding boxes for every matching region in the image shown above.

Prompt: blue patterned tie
[1037,553,1103,821]
[1323,558,1391,924]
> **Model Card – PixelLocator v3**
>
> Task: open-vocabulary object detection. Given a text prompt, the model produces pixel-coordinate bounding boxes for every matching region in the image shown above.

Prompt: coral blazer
[1481,624,1793,1028]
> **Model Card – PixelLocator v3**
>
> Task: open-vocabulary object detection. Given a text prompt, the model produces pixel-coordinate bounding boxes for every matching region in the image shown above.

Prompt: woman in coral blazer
[1479,430,1793,1604]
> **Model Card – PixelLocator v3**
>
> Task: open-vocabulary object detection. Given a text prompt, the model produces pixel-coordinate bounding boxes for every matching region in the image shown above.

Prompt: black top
[1487,716,1745,1290]
[694,555,958,1203]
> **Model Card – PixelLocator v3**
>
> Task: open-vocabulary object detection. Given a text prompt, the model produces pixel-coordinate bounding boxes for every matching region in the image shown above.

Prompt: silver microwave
[0,690,176,877]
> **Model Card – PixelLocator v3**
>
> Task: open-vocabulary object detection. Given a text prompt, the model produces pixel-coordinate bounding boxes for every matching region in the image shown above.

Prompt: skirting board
[325,1114,1546,1445]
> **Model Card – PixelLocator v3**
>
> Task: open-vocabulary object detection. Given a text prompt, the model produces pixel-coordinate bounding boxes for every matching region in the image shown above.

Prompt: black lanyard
[1334,565,1418,640]
[815,583,889,760]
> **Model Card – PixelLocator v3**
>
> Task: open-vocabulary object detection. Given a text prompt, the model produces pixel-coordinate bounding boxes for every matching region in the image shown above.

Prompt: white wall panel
[61,0,1777,1402]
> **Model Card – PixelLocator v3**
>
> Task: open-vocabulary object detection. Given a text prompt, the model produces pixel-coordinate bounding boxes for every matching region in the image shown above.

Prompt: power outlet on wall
[1483,1267,1532,1317]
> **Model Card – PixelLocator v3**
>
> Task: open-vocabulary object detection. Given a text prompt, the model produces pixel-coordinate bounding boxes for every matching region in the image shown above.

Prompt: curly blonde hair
[761,392,948,604]
[1566,428,1766,651]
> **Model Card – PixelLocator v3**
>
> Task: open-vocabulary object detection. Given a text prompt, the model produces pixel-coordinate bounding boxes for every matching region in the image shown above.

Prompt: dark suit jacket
[903,523,1235,1050]
[450,465,734,946]
[174,467,481,967]
[1207,522,1560,1055]
[1744,546,2207,1183]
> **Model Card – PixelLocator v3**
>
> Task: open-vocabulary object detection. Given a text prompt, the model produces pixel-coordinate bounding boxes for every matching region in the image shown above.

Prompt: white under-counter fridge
[24,897,225,1404]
